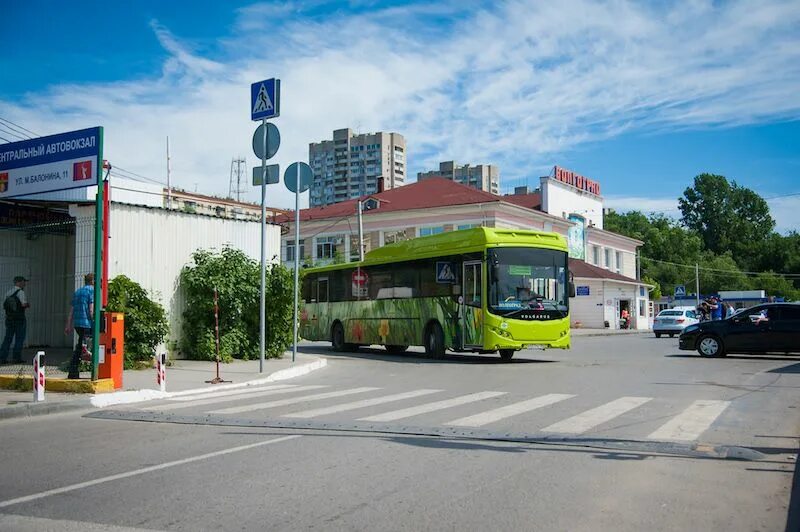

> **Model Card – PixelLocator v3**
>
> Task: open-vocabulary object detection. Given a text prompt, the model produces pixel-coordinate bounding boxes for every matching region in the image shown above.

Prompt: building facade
[309,128,407,207]
[417,161,500,194]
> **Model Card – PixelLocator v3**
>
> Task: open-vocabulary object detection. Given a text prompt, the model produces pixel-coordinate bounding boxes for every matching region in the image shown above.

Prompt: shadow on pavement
[665,353,800,362]
[296,345,558,365]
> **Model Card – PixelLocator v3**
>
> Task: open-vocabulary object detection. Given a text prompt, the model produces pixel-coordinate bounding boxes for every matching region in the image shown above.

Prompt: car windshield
[487,247,568,317]
[659,310,682,316]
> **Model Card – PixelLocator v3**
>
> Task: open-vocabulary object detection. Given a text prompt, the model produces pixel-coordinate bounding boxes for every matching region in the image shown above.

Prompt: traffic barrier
[33,351,45,402]
[156,353,166,392]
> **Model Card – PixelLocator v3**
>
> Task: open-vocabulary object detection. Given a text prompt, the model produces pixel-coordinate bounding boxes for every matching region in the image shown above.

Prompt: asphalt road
[1,335,798,531]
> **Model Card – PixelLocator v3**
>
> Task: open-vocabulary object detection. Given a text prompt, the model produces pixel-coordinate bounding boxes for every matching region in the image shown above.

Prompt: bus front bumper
[484,323,571,351]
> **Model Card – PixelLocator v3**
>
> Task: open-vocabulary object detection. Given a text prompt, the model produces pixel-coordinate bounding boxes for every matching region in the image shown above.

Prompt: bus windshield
[488,247,568,318]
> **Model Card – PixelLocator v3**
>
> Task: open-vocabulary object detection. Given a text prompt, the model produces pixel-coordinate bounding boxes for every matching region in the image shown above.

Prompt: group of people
[2,273,95,379]
[696,296,736,321]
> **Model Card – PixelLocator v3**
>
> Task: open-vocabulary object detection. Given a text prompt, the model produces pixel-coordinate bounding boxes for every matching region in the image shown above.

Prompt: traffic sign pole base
[205,377,231,384]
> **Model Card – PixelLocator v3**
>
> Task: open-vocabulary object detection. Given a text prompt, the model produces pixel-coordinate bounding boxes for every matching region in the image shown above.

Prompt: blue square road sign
[251,78,281,121]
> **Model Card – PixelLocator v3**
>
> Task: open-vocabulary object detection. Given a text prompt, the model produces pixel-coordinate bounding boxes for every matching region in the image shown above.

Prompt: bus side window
[302,276,313,302]
[318,278,329,303]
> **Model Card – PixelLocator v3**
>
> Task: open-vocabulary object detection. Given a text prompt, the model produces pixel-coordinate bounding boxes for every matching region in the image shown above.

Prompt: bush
[179,247,294,361]
[107,275,169,369]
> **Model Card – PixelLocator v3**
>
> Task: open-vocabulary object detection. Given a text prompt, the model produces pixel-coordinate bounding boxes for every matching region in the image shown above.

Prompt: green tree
[750,272,800,301]
[106,275,169,369]
[179,247,294,360]
[678,174,774,268]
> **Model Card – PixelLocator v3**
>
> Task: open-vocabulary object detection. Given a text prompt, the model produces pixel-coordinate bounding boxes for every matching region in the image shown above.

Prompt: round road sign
[252,123,281,160]
[285,162,312,193]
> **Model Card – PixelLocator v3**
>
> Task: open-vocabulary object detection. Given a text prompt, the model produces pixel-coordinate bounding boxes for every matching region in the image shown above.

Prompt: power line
[0,134,12,143]
[0,124,28,141]
[640,256,800,278]
[0,117,38,138]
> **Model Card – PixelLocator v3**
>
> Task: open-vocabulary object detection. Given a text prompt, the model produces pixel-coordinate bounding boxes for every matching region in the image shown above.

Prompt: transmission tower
[228,157,246,201]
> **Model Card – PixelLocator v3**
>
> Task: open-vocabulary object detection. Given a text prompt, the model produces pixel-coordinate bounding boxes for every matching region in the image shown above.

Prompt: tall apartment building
[309,128,407,207]
[417,161,500,194]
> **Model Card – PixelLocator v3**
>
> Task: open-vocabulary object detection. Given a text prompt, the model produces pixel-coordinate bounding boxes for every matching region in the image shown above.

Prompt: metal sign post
[285,163,312,362]
[251,78,280,372]
[33,351,45,402]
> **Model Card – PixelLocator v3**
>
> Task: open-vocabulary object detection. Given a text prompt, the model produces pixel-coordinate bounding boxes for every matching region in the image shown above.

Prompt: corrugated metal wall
[72,203,281,353]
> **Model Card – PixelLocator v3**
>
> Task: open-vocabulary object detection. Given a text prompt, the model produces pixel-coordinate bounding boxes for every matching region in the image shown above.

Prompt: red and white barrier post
[156,353,166,392]
[33,351,45,402]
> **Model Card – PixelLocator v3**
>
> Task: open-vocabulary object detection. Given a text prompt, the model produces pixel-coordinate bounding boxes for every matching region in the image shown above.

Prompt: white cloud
[1,0,799,211]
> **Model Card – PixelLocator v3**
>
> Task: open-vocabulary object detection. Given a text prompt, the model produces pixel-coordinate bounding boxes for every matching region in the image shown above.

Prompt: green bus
[300,227,573,361]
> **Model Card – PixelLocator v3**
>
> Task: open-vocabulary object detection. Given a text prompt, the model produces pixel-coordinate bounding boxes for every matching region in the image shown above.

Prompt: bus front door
[462,260,484,349]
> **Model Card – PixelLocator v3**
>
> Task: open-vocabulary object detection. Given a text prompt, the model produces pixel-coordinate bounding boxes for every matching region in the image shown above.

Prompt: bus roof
[305,227,567,273]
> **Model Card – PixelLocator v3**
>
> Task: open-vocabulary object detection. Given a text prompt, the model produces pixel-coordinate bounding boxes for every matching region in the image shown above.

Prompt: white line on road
[284,389,444,419]
[167,384,298,401]
[358,391,506,422]
[144,385,328,411]
[445,393,576,427]
[542,396,652,434]
[648,400,731,441]
[0,435,300,509]
[208,387,381,415]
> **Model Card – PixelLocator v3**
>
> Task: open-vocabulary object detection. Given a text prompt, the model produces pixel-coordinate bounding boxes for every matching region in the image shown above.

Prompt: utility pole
[166,136,172,209]
[357,200,364,261]
[695,263,700,306]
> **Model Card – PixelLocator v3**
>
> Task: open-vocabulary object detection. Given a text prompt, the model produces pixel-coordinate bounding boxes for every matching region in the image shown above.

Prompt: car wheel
[655,332,661,338]
[697,335,725,358]
[425,322,445,359]
[499,349,515,361]
[331,322,346,352]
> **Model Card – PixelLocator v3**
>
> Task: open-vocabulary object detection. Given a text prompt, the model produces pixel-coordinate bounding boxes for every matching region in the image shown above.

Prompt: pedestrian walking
[1,275,30,363]
[711,297,724,321]
[65,273,95,379]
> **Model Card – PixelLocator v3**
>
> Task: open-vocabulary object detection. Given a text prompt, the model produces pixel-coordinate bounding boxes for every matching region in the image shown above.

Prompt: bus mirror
[569,282,576,298]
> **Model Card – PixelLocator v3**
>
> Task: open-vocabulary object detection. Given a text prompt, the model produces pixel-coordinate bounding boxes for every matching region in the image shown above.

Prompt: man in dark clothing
[1,276,30,363]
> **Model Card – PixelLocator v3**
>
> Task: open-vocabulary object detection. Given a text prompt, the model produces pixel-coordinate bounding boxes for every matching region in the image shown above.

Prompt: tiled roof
[503,192,541,210]
[275,178,504,223]
[569,258,640,284]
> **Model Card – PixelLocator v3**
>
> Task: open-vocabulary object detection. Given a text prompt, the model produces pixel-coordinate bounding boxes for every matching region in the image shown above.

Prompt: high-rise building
[309,128,406,207]
[417,161,499,194]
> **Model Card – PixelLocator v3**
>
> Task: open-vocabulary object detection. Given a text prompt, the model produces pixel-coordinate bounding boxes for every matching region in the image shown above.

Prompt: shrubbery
[179,247,294,361]
[107,275,169,369]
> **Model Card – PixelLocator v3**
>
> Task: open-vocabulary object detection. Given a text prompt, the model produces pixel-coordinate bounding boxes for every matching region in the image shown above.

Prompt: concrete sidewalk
[571,328,652,337]
[0,353,327,421]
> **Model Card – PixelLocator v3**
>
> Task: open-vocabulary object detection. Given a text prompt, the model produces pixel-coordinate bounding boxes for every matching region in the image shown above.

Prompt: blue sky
[2,0,799,232]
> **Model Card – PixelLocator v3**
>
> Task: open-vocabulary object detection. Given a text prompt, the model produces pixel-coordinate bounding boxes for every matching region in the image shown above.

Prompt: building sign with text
[553,165,601,195]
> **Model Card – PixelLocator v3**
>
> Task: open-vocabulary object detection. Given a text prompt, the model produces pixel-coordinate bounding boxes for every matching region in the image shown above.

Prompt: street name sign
[0,127,102,199]
[251,78,281,121]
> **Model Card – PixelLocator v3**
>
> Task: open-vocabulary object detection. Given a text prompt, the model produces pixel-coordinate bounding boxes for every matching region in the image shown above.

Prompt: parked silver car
[654,308,700,338]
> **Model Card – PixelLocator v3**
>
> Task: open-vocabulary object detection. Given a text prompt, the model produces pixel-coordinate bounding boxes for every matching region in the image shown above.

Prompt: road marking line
[168,384,298,401]
[445,393,576,427]
[208,387,381,415]
[0,435,300,509]
[542,396,652,434]
[647,400,731,441]
[284,389,443,419]
[144,385,328,411]
[358,391,506,422]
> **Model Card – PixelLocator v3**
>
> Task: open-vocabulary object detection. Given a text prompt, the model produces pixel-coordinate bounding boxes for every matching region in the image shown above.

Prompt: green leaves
[179,247,294,361]
[106,275,169,369]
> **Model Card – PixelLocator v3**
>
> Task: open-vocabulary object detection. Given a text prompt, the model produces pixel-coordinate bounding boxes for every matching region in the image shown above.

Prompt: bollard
[33,351,45,402]
[156,353,166,392]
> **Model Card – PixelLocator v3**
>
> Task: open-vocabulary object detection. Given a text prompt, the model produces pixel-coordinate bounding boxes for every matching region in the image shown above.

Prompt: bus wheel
[385,345,408,354]
[499,349,515,361]
[425,323,445,359]
[331,322,346,352]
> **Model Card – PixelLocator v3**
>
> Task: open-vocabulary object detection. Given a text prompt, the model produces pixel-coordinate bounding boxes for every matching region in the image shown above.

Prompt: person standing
[1,276,30,364]
[65,273,94,379]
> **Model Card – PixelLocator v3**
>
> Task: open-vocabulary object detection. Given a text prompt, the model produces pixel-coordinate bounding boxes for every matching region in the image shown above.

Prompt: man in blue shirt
[65,273,94,379]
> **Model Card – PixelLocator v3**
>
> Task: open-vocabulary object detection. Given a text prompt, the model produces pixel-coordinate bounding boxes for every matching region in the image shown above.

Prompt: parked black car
[678,303,800,357]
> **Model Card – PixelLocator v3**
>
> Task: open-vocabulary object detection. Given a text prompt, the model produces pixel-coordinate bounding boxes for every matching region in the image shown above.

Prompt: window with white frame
[593,246,600,266]
[316,236,342,260]
[604,248,611,269]
[615,251,622,273]
[286,239,305,262]
[419,226,445,237]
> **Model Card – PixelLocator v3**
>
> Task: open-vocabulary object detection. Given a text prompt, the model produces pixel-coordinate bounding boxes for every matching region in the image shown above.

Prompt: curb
[0,356,328,420]
[572,330,652,338]
[0,375,116,394]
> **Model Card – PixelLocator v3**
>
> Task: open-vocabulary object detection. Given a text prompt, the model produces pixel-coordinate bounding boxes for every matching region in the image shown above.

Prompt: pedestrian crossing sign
[251,78,280,121]
[674,285,686,297]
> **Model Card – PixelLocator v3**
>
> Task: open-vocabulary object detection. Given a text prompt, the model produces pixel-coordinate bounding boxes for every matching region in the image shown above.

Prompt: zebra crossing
[138,384,732,443]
